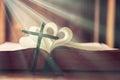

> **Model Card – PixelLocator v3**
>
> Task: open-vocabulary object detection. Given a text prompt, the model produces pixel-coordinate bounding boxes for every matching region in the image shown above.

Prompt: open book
[0,22,119,73]
[19,22,115,53]
[0,42,120,72]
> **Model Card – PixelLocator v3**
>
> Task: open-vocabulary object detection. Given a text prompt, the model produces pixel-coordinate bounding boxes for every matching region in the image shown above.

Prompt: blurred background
[0,0,120,48]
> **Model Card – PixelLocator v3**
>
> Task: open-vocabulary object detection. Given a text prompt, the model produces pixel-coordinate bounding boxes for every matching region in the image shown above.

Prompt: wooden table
[0,72,120,80]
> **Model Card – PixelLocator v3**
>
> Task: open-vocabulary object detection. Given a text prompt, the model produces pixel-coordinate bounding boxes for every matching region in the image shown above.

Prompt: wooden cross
[22,22,59,71]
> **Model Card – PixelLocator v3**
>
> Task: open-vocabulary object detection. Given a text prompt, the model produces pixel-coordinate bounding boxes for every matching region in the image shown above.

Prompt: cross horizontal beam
[22,30,58,40]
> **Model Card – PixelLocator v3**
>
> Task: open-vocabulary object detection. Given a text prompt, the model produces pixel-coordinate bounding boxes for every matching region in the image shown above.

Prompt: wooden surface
[0,73,120,80]
[106,0,115,47]
[0,0,5,43]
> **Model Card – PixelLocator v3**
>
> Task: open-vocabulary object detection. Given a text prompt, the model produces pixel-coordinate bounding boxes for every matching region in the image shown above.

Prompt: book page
[0,42,26,51]
[0,42,116,51]
[65,42,116,51]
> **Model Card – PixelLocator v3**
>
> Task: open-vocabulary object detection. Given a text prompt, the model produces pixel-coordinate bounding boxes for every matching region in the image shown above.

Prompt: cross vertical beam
[31,22,45,71]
